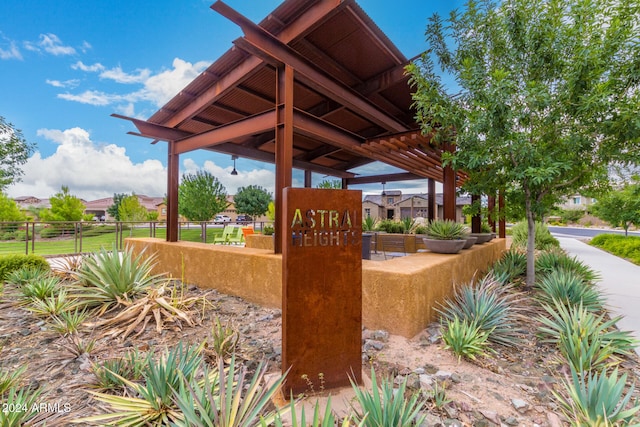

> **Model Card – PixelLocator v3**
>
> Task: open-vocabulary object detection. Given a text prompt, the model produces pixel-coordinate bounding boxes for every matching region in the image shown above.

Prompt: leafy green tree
[0,192,26,221]
[233,185,272,219]
[592,183,640,236]
[0,116,35,190]
[407,0,640,286]
[118,194,148,223]
[316,179,342,189]
[40,186,85,222]
[107,193,127,221]
[178,170,228,221]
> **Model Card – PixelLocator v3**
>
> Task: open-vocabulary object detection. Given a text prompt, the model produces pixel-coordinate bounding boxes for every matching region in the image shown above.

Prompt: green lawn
[0,225,225,257]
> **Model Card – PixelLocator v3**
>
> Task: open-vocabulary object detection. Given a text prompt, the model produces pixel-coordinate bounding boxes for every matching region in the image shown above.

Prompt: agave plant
[26,288,78,318]
[535,250,600,284]
[20,275,61,301]
[206,316,240,361]
[350,368,426,427]
[489,250,527,285]
[91,348,146,392]
[72,243,165,312]
[4,266,50,288]
[75,342,210,426]
[437,274,524,347]
[535,269,603,312]
[50,307,90,335]
[0,386,44,426]
[553,367,640,426]
[0,365,27,395]
[173,355,285,427]
[424,219,467,240]
[537,301,638,372]
[441,316,493,361]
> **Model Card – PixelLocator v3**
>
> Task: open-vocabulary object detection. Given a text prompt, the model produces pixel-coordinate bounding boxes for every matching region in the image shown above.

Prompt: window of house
[573,197,581,205]
[364,208,371,218]
[387,197,394,204]
[161,208,166,215]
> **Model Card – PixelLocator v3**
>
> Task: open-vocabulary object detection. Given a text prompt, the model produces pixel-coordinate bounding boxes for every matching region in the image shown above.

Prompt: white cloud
[141,58,210,106]
[57,90,119,106]
[39,33,76,56]
[0,40,22,60]
[100,66,151,84]
[5,127,167,200]
[72,61,105,72]
[46,78,79,88]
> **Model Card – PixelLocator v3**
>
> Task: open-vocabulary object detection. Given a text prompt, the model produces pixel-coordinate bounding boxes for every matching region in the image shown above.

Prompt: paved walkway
[556,236,640,355]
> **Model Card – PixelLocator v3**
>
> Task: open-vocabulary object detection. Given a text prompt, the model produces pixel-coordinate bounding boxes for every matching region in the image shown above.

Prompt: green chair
[213,225,234,244]
[227,226,245,244]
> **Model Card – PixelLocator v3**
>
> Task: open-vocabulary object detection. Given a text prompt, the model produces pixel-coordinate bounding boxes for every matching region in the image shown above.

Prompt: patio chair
[381,234,408,260]
[227,226,245,244]
[241,227,255,239]
[213,225,234,244]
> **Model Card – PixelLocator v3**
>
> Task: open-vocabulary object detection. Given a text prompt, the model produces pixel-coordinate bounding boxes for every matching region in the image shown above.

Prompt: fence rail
[0,220,271,257]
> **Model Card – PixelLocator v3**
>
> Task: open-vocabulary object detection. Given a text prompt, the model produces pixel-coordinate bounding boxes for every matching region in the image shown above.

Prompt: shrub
[535,250,600,283]
[591,234,640,265]
[4,266,50,287]
[376,219,405,234]
[0,254,50,281]
[535,269,603,312]
[39,226,61,238]
[20,275,62,301]
[424,219,467,240]
[91,348,146,392]
[511,221,559,250]
[558,208,585,224]
[437,274,524,347]
[489,250,527,285]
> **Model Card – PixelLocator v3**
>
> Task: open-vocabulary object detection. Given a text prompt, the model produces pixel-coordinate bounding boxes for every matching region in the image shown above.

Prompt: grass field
[0,224,225,257]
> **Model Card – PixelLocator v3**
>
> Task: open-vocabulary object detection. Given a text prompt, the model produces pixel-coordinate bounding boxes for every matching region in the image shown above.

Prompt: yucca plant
[64,334,96,358]
[76,342,210,426]
[267,397,361,427]
[535,250,600,284]
[511,221,559,250]
[72,243,165,312]
[0,386,44,426]
[4,266,50,288]
[437,274,524,347]
[206,317,240,361]
[173,355,285,427]
[50,307,90,335]
[441,316,493,361]
[424,219,467,240]
[0,365,27,395]
[553,367,640,426]
[489,250,527,285]
[535,269,604,312]
[350,368,426,427]
[537,301,637,372]
[91,348,146,392]
[26,288,78,318]
[20,275,61,301]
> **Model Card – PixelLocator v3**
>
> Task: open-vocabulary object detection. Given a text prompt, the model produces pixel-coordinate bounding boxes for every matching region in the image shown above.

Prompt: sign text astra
[290,208,359,247]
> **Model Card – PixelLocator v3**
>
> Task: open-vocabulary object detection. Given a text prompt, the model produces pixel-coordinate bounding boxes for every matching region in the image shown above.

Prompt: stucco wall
[126,237,506,338]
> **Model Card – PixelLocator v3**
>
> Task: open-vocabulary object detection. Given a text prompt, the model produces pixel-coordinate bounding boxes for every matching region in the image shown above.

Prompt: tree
[407,0,640,286]
[0,116,35,191]
[0,192,26,222]
[178,171,228,221]
[316,179,342,189]
[233,185,272,219]
[39,186,85,222]
[592,182,640,236]
[107,193,127,221]
[118,194,148,223]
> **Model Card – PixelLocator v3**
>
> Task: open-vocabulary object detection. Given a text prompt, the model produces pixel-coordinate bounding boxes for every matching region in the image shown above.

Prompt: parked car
[214,214,231,223]
[236,215,253,223]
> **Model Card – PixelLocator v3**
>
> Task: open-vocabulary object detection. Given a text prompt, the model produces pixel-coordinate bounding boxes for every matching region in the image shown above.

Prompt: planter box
[422,238,466,254]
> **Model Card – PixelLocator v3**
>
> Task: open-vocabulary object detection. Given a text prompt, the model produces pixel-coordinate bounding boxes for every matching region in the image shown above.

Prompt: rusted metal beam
[443,143,457,220]
[346,172,422,185]
[111,114,191,141]
[174,109,276,155]
[428,178,436,221]
[167,141,179,242]
[214,1,409,133]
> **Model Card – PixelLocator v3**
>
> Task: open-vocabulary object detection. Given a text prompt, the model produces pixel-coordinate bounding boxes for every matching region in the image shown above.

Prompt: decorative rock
[419,413,442,427]
[546,412,563,427]
[371,329,390,342]
[442,418,462,427]
[504,416,519,426]
[480,409,501,425]
[435,370,453,380]
[363,339,385,351]
[414,367,426,375]
[511,398,529,413]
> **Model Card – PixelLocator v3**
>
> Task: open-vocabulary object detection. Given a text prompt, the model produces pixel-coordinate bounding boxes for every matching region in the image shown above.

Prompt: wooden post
[499,190,506,238]
[167,141,179,242]
[428,178,436,221]
[443,144,456,221]
[275,64,294,254]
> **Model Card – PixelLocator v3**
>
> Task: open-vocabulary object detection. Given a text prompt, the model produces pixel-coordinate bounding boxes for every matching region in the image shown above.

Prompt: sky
[1,0,464,201]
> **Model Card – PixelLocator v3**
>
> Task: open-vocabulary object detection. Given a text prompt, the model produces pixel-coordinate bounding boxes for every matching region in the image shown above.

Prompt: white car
[214,214,231,223]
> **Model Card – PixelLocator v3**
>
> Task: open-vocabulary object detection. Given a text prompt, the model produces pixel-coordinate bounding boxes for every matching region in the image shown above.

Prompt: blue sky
[1,0,463,200]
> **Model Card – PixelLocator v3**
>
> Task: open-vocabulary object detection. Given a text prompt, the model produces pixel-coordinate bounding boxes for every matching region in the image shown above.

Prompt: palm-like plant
[441,316,493,361]
[4,266,50,288]
[0,386,44,426]
[72,243,165,312]
[173,355,285,427]
[553,367,640,426]
[535,250,600,283]
[437,274,524,347]
[350,368,426,427]
[20,275,61,301]
[489,250,527,285]
[26,288,77,317]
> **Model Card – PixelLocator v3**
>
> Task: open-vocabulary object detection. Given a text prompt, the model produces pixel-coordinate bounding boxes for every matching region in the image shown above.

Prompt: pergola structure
[115,0,476,253]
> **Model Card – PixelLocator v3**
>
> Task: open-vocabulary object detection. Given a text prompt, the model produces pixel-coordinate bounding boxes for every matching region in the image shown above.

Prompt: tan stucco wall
[126,237,506,338]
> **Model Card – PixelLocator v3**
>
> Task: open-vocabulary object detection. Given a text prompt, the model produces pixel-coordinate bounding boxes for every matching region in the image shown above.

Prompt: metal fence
[0,220,271,257]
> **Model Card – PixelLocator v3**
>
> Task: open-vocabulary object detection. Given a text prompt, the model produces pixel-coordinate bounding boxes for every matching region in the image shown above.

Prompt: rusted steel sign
[282,187,363,395]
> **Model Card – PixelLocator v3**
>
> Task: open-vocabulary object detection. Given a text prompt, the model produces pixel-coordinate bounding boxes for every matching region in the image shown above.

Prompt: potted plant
[470,223,494,244]
[422,220,467,254]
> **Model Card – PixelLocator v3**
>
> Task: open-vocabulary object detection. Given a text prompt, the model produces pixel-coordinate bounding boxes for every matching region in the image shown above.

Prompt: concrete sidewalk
[557,237,640,355]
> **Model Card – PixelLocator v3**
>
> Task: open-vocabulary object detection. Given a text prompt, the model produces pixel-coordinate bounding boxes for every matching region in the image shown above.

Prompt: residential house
[362,192,470,222]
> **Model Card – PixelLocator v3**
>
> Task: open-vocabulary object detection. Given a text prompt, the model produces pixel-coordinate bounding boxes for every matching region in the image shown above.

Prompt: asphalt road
[548,225,640,239]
